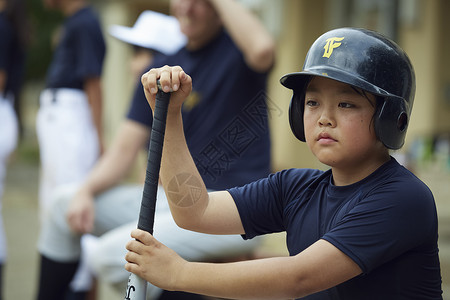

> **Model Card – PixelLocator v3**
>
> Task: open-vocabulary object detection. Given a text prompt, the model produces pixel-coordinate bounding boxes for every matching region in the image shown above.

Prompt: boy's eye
[338,102,354,108]
[305,100,318,107]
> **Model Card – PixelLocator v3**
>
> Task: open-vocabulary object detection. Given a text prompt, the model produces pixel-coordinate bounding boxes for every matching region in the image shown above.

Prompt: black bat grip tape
[138,86,171,234]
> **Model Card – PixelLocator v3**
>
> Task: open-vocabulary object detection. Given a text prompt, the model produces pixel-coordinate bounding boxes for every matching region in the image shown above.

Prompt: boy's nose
[318,110,335,127]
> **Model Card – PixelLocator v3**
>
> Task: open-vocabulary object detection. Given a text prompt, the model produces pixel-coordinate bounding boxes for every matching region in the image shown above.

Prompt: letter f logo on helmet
[323,37,344,58]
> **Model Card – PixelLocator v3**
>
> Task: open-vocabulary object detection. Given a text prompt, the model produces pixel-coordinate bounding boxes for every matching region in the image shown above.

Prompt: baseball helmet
[280,27,416,149]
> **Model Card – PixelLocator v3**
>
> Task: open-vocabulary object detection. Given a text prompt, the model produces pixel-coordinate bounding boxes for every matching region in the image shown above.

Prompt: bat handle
[138,86,171,233]
[125,81,171,300]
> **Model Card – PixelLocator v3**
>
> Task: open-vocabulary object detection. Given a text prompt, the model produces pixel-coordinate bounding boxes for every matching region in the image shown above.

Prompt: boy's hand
[125,229,188,291]
[141,65,192,114]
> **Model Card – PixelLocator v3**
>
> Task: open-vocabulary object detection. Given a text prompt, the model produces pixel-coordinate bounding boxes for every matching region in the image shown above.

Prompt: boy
[127,27,443,299]
[35,0,105,299]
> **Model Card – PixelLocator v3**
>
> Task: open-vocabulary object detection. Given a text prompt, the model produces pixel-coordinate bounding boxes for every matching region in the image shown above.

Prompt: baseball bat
[125,81,171,300]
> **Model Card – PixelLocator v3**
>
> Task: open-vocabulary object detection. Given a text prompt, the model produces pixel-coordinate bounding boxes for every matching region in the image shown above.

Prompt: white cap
[109,10,187,55]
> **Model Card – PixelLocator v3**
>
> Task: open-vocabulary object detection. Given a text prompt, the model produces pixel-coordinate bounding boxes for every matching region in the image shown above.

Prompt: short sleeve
[323,181,437,273]
[73,21,105,79]
[126,78,153,128]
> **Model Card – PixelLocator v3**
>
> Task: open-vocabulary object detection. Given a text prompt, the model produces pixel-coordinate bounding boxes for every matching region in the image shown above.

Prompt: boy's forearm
[160,110,209,229]
[175,256,302,300]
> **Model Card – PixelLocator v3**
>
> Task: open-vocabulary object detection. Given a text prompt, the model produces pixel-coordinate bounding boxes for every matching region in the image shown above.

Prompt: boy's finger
[159,65,173,93]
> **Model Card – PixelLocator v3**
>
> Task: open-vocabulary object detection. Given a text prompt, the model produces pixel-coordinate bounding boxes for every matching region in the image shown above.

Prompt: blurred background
[3,0,450,299]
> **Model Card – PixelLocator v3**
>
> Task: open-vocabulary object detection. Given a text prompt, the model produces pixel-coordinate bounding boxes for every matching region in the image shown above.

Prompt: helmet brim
[280,67,395,100]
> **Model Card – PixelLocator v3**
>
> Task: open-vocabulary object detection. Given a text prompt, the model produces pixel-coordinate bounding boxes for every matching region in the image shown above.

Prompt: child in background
[35,0,106,299]
[0,0,29,298]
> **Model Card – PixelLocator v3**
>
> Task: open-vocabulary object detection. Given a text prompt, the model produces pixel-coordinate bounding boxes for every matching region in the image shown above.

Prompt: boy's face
[303,76,383,170]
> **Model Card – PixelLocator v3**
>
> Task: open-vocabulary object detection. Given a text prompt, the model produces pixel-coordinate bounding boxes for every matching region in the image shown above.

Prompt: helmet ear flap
[375,97,409,150]
[289,92,306,142]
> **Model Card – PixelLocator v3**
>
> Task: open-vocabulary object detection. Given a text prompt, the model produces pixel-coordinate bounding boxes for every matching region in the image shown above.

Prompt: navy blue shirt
[127,30,272,190]
[0,11,25,97]
[45,7,105,89]
[229,158,442,299]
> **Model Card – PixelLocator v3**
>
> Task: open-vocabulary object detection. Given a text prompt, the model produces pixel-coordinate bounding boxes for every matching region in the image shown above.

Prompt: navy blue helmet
[280,27,416,150]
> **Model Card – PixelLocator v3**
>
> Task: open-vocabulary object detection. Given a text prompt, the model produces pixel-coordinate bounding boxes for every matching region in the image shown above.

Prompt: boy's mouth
[317,132,337,143]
